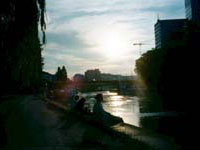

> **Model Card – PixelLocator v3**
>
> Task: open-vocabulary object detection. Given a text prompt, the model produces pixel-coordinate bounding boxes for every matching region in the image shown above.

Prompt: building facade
[185,0,200,21]
[85,69,101,81]
[73,74,85,82]
[155,19,187,49]
[42,71,56,83]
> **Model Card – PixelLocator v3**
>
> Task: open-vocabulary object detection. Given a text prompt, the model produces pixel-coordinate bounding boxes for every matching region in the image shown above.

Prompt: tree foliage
[135,20,200,112]
[0,0,46,94]
[55,66,68,82]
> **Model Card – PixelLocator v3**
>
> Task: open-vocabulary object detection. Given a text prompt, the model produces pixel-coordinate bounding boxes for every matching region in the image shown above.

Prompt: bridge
[79,80,137,94]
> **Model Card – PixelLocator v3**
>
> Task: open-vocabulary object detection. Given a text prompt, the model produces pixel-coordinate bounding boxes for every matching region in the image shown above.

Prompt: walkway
[0,95,150,150]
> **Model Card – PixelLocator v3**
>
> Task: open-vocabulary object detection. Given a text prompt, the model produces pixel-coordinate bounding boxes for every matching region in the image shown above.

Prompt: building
[155,19,187,49]
[185,0,200,22]
[85,69,101,81]
[73,74,85,82]
[42,71,56,83]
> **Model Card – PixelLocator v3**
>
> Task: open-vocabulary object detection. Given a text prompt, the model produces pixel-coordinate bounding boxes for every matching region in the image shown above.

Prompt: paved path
[0,96,150,150]
[1,96,69,149]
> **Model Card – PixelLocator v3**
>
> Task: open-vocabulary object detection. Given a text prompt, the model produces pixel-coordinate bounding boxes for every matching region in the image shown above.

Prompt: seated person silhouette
[93,94,109,123]
[75,97,86,112]
[71,95,79,109]
[93,93,123,125]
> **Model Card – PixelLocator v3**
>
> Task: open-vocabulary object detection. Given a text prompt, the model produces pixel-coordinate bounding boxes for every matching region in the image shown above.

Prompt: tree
[0,0,46,94]
[61,66,68,81]
[55,66,67,82]
[56,67,61,81]
[135,20,200,112]
[135,49,164,111]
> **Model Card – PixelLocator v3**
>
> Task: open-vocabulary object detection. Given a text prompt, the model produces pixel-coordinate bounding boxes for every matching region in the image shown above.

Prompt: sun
[103,32,122,57]
[93,26,130,60]
[99,31,126,59]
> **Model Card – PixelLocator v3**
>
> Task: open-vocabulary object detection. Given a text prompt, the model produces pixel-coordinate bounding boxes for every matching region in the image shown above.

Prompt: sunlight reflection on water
[81,91,141,127]
[80,91,178,127]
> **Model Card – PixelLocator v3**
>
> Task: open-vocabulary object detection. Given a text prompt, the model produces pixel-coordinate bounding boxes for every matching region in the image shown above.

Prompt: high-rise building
[154,0,200,49]
[185,0,200,21]
[155,19,187,49]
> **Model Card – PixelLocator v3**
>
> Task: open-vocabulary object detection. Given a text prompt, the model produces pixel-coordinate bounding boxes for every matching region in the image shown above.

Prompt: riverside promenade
[0,95,176,150]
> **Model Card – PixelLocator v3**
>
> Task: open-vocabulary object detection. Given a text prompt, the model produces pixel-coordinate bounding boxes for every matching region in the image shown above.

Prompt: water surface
[80,91,178,127]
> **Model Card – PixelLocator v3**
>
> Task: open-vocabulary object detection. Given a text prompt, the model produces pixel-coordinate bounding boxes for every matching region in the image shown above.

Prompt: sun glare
[103,32,123,57]
[98,29,128,59]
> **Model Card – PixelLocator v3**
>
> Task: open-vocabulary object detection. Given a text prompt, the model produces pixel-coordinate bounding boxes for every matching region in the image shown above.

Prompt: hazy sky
[42,0,185,78]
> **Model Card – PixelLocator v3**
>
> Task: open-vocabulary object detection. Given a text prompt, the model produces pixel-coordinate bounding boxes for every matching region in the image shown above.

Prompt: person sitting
[71,95,79,109]
[93,94,108,123]
[93,93,123,125]
[75,97,86,112]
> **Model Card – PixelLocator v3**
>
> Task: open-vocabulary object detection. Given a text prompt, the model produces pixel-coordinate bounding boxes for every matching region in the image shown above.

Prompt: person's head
[80,97,86,101]
[75,95,79,101]
[95,93,103,102]
[79,97,86,104]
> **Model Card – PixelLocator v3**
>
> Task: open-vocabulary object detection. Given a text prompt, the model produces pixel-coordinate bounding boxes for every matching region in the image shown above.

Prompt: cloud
[43,0,185,77]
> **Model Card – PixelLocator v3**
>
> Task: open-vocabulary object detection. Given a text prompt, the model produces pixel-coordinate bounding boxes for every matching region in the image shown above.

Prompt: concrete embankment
[0,95,152,150]
[48,99,177,150]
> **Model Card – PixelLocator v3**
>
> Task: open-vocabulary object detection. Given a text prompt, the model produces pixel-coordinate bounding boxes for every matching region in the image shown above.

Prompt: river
[80,91,180,129]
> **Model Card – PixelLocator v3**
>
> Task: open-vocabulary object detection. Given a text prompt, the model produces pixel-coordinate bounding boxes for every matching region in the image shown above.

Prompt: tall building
[154,0,200,49]
[155,19,187,49]
[185,0,200,21]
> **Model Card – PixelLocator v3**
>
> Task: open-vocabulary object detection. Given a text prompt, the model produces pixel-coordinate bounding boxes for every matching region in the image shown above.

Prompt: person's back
[93,101,104,115]
[75,97,86,112]
[93,94,107,122]
[70,95,79,109]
